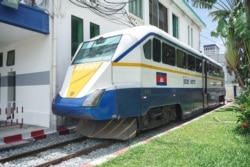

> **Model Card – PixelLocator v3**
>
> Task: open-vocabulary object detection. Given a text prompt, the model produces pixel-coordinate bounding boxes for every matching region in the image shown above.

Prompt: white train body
[52,25,225,139]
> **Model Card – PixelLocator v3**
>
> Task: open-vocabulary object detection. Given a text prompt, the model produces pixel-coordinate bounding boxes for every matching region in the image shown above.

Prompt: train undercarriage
[76,104,181,140]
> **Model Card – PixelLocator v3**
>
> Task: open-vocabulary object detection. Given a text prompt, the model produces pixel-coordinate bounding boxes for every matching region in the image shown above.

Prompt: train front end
[52,34,137,140]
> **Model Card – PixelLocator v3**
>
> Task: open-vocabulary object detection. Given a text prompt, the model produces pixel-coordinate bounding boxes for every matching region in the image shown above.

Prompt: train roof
[92,25,200,52]
[91,25,223,67]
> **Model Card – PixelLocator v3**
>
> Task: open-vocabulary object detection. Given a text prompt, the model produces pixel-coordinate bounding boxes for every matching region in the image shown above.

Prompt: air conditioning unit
[1,0,19,9]
[35,0,49,9]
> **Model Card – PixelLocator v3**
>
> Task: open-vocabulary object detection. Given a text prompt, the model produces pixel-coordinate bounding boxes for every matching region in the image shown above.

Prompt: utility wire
[69,0,137,26]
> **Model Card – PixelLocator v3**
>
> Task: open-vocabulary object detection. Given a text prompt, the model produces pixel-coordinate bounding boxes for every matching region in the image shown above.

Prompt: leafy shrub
[234,86,250,134]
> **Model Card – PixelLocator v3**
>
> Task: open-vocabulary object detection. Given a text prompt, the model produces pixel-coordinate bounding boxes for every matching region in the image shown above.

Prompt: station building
[0,0,205,130]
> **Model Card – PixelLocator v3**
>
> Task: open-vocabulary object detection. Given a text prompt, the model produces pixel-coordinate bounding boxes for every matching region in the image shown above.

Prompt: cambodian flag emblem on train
[156,72,167,86]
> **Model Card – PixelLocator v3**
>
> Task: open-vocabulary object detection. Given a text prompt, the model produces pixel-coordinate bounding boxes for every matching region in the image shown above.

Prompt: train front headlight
[83,89,105,107]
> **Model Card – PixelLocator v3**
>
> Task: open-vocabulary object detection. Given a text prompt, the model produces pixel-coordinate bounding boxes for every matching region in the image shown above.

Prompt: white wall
[0,34,51,127]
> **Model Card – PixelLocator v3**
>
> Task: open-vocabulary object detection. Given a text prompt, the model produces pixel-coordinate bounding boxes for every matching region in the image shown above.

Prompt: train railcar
[52,25,225,140]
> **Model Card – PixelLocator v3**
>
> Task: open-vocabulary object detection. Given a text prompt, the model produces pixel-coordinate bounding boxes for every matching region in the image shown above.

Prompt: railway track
[0,107,223,166]
[0,137,86,163]
[0,136,114,167]
[35,141,113,167]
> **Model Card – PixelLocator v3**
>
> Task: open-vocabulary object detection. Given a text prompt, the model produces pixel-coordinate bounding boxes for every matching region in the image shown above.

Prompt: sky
[192,7,226,54]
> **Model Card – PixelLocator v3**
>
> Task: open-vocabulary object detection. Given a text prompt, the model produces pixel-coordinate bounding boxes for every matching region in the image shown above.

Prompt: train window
[72,35,122,64]
[207,63,213,76]
[213,66,220,77]
[206,63,223,77]
[162,42,175,66]
[187,54,195,71]
[220,69,224,78]
[0,53,3,67]
[153,38,161,62]
[195,58,202,73]
[207,63,211,75]
[143,40,152,60]
[176,49,186,69]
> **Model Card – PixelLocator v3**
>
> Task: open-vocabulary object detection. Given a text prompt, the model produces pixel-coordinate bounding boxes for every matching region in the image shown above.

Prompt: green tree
[192,0,250,90]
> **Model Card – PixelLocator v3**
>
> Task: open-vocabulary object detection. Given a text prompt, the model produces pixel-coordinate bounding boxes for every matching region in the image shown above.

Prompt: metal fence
[0,101,24,128]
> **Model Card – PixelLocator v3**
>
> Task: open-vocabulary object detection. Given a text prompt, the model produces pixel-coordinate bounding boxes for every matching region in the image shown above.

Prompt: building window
[0,53,3,67]
[191,27,193,47]
[90,22,100,38]
[149,0,158,27]
[188,26,193,47]
[71,16,83,58]
[159,3,168,32]
[129,0,143,19]
[172,14,179,38]
[6,50,15,66]
[149,1,169,33]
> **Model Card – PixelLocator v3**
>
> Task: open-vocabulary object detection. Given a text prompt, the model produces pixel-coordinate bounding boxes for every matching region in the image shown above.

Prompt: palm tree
[192,0,249,90]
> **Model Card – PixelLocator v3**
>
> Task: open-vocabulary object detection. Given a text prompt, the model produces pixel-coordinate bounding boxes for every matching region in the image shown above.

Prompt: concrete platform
[0,124,49,148]
[0,124,76,150]
[0,124,46,138]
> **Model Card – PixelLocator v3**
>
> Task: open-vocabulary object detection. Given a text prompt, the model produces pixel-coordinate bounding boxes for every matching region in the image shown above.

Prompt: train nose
[51,94,88,118]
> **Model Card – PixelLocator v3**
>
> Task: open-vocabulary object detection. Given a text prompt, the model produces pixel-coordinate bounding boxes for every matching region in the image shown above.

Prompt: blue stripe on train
[52,87,222,120]
[114,32,196,62]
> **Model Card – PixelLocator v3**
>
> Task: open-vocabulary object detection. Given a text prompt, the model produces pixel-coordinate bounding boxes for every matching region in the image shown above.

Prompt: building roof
[204,44,219,49]
[173,0,206,29]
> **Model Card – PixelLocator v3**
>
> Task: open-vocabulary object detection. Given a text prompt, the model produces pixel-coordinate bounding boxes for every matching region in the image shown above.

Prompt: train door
[7,71,16,119]
[203,60,208,109]
[140,39,153,116]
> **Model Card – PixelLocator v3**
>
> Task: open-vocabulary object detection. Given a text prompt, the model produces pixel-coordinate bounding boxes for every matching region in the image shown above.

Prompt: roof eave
[173,0,206,29]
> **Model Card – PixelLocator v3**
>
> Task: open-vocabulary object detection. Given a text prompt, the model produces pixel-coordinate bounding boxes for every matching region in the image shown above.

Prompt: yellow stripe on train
[66,62,102,98]
[112,62,224,81]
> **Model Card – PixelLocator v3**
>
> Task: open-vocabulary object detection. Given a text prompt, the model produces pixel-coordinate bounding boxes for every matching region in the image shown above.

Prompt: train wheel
[162,106,171,123]
[170,110,177,120]
[138,104,177,131]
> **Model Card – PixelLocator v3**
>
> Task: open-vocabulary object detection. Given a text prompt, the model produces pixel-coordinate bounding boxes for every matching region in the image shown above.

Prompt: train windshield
[72,35,122,64]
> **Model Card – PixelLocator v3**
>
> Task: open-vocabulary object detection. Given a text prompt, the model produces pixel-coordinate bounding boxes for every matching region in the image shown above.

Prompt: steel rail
[0,137,86,163]
[35,141,114,167]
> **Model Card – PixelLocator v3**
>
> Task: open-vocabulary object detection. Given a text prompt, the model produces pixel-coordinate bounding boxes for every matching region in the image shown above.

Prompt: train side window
[213,66,220,77]
[187,54,195,71]
[143,40,152,60]
[207,62,212,76]
[153,38,161,62]
[220,68,224,78]
[0,53,3,67]
[195,58,202,73]
[162,42,175,66]
[176,49,186,69]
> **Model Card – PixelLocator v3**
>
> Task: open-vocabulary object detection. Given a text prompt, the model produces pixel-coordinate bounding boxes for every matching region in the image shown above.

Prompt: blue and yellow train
[52,25,225,140]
